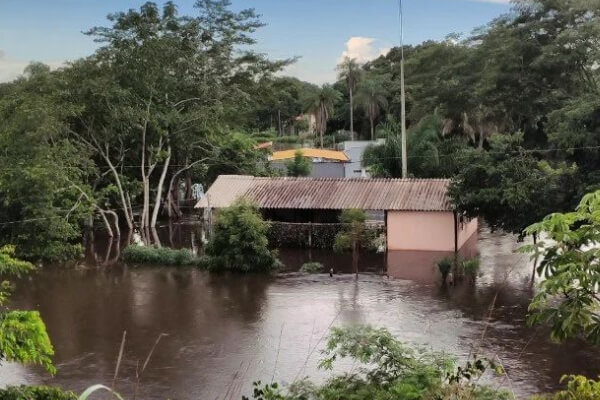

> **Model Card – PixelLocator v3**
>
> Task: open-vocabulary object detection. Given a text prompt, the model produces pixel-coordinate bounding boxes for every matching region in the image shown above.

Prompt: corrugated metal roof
[196,175,452,211]
[270,148,350,162]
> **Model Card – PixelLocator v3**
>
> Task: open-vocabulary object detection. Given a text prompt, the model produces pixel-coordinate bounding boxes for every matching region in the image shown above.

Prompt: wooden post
[453,211,459,254]
[453,211,459,276]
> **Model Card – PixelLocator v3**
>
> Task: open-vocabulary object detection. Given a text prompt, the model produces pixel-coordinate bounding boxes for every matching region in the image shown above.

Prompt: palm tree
[303,85,342,148]
[355,76,388,140]
[337,57,362,140]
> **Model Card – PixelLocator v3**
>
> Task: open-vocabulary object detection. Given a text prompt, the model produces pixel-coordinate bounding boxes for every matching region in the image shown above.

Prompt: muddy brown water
[1,226,599,399]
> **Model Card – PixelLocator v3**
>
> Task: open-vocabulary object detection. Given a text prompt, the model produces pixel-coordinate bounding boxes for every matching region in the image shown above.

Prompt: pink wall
[387,211,455,251]
[386,232,479,281]
[457,217,478,249]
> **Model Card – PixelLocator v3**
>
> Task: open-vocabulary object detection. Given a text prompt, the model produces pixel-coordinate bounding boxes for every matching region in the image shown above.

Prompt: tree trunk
[320,128,324,149]
[370,116,374,141]
[99,210,114,238]
[151,146,172,228]
[478,129,485,150]
[141,178,150,228]
[349,87,354,141]
[105,210,121,238]
[278,109,282,136]
[104,157,133,230]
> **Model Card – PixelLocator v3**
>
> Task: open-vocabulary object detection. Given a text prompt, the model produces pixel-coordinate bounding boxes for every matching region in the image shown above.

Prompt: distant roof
[270,148,349,162]
[195,175,452,211]
[254,141,273,150]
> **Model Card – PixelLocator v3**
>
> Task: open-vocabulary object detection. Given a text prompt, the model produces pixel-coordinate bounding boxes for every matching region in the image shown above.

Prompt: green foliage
[540,375,600,400]
[523,190,600,344]
[460,258,480,277]
[245,326,510,400]
[437,257,453,281]
[122,245,207,267]
[285,150,312,177]
[0,311,56,374]
[363,116,460,179]
[0,386,76,400]
[299,262,324,274]
[303,85,343,147]
[0,68,90,261]
[0,246,55,374]
[354,74,388,140]
[206,199,280,273]
[203,132,272,186]
[449,134,579,238]
[333,210,366,253]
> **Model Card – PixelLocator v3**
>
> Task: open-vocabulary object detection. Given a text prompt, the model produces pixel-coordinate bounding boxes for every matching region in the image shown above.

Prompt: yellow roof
[271,148,349,162]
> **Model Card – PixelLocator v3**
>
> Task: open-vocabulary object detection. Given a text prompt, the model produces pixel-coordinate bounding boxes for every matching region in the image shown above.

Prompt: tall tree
[337,57,362,140]
[71,1,290,231]
[355,75,388,140]
[303,85,342,148]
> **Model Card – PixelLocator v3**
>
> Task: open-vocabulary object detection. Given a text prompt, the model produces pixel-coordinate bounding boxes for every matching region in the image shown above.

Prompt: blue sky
[0,0,510,83]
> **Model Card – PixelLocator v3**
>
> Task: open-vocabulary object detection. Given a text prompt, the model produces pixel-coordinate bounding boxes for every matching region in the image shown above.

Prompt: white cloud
[0,51,64,83]
[338,37,390,64]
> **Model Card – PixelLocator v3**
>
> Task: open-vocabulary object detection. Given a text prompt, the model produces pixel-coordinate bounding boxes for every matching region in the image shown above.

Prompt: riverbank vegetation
[122,245,206,267]
[244,326,598,400]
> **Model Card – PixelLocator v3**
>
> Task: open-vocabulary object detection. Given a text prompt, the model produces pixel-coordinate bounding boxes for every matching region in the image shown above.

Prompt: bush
[300,262,324,273]
[206,199,280,272]
[0,386,76,400]
[461,257,480,277]
[245,326,511,400]
[122,245,206,267]
[285,150,312,177]
[437,257,453,282]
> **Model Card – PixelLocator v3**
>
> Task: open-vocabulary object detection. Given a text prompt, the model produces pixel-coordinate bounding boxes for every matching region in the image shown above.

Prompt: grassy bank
[122,245,207,267]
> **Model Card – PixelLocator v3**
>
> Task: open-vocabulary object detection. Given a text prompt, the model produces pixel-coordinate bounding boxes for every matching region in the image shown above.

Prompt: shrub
[300,262,324,273]
[461,257,480,277]
[285,150,312,177]
[122,245,205,267]
[206,199,280,272]
[437,257,453,282]
[0,385,76,400]
[245,326,511,400]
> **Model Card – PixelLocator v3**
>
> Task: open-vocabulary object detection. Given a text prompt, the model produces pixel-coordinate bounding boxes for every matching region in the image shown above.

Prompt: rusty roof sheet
[196,175,452,211]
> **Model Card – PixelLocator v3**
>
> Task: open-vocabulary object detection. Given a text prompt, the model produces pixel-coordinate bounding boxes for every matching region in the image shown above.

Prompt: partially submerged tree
[205,199,280,272]
[334,209,367,277]
[285,150,312,177]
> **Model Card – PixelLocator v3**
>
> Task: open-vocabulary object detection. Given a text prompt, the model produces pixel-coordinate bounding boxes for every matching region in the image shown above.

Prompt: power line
[0,144,597,171]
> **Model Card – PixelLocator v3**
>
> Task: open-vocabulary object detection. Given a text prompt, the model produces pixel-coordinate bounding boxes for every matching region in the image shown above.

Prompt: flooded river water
[2,227,599,399]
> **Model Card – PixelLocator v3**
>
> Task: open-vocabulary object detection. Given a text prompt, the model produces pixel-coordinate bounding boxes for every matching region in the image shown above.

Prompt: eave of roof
[196,175,452,212]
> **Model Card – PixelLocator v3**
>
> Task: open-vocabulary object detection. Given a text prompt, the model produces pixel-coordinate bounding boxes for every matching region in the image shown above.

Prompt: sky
[0,0,511,84]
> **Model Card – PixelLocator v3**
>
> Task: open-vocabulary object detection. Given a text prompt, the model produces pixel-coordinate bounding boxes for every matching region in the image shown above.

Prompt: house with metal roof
[196,175,477,252]
[269,148,350,178]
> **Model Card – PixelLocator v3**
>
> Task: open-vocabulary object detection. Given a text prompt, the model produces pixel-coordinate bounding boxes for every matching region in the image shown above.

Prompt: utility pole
[400,0,408,178]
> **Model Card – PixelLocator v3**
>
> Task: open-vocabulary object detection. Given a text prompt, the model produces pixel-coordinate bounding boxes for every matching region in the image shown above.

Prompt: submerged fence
[267,221,385,250]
